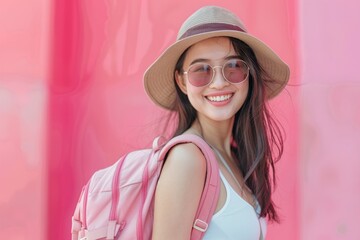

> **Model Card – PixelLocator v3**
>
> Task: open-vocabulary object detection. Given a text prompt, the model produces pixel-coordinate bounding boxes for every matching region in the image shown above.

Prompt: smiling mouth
[206,94,233,102]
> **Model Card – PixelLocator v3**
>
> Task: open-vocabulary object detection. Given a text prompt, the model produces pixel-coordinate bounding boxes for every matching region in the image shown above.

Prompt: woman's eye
[192,64,211,73]
[227,60,240,68]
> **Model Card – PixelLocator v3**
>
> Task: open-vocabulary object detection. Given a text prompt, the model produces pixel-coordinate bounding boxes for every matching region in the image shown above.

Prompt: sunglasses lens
[186,59,249,87]
[224,59,249,83]
[187,63,212,87]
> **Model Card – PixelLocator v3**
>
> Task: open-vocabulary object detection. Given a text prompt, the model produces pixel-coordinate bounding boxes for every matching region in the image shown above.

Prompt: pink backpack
[71,134,220,240]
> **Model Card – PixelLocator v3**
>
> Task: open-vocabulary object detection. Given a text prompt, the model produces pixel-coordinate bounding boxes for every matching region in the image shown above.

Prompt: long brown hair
[167,37,284,222]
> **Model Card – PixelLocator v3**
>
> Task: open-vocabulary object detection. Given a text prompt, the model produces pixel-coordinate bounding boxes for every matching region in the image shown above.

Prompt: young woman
[144,6,290,240]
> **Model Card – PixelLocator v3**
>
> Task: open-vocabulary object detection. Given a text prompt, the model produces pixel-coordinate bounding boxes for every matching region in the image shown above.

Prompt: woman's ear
[175,70,187,94]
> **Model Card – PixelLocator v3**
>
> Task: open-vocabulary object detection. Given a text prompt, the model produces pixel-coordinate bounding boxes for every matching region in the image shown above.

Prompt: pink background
[0,0,358,239]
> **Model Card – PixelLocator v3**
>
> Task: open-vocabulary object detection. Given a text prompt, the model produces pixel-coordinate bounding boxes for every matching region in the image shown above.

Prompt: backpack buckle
[193,219,208,232]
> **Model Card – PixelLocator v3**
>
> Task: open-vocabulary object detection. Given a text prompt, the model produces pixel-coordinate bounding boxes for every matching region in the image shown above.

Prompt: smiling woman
[144,6,289,240]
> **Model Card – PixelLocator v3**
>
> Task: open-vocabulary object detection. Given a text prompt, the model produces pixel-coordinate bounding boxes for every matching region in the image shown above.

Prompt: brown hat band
[179,23,246,40]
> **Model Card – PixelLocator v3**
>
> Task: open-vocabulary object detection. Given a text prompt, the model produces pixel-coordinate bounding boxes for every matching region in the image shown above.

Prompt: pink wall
[0,0,49,239]
[299,0,360,239]
[0,0,300,239]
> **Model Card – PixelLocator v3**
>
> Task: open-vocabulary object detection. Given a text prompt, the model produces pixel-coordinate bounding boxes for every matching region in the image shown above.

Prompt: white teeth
[207,94,232,102]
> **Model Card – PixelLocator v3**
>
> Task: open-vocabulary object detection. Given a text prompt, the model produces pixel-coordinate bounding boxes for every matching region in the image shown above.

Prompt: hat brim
[144,30,290,110]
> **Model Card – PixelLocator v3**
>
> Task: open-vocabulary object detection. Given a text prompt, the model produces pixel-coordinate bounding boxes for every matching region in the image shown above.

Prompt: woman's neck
[186,117,234,156]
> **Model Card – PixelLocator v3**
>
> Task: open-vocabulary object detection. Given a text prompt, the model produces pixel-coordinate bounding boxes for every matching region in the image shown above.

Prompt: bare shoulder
[163,142,207,176]
[153,142,207,238]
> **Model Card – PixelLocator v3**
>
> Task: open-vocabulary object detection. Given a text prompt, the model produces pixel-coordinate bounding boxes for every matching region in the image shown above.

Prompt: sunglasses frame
[183,58,250,87]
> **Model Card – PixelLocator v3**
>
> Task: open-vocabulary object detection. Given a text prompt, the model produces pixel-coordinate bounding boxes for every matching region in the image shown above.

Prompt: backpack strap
[158,134,220,240]
[71,187,83,240]
[71,183,89,240]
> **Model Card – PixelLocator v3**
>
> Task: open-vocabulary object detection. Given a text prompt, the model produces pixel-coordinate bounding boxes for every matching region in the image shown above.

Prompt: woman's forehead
[184,37,236,65]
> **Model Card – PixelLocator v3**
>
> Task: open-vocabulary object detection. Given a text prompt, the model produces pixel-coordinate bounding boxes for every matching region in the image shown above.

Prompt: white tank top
[203,172,267,240]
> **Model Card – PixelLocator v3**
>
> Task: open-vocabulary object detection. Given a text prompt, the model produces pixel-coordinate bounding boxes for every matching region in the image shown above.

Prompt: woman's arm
[152,143,207,240]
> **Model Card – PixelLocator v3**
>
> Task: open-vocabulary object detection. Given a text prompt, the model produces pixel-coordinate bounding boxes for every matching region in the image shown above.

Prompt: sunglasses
[183,58,249,87]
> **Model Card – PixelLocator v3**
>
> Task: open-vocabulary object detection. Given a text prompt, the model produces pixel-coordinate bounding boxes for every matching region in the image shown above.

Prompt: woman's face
[176,37,249,123]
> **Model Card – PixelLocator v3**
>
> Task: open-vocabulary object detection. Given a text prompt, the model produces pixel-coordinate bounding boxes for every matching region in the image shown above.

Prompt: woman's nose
[209,66,229,88]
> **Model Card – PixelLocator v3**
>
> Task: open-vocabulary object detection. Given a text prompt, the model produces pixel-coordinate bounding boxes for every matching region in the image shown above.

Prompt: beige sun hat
[144,5,290,110]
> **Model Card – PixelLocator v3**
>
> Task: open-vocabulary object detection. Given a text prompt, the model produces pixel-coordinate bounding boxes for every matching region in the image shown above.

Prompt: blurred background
[0,0,359,239]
